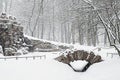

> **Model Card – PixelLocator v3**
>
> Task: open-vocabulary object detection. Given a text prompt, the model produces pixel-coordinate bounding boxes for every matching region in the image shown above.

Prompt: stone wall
[0,13,72,56]
[28,39,60,52]
[0,13,30,56]
[55,49,103,72]
[55,50,103,64]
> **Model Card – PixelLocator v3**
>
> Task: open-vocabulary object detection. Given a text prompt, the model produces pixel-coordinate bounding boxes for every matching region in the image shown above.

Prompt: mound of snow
[74,43,97,53]
[81,59,120,80]
[70,60,88,71]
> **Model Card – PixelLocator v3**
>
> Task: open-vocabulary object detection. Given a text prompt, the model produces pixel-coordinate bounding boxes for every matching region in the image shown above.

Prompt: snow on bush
[16,47,28,55]
[59,49,76,57]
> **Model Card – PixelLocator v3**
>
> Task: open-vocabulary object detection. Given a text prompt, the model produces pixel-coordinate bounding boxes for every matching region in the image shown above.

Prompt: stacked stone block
[55,50,102,64]
[0,13,30,56]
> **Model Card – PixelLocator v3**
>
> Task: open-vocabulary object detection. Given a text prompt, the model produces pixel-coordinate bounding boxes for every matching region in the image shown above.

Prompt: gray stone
[0,13,32,56]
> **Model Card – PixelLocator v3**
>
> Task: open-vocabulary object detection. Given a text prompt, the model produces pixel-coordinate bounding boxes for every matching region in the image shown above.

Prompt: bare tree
[82,0,120,56]
[26,0,36,35]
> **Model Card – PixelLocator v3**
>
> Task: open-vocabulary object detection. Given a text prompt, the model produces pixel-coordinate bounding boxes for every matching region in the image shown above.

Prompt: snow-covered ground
[0,49,119,80]
[0,52,80,80]
[70,60,88,71]
[81,59,120,80]
[0,38,120,80]
[73,43,119,60]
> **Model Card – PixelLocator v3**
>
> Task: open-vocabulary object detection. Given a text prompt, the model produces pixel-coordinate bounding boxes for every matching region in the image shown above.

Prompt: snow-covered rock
[16,47,28,55]
[24,35,73,51]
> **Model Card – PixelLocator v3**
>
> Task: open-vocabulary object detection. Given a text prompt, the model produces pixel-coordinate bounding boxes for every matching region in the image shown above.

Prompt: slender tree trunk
[9,0,12,14]
[41,1,44,39]
[52,3,55,41]
[67,22,70,43]
[61,23,64,42]
[26,0,36,34]
[48,16,51,40]
[71,25,75,44]
[64,23,67,43]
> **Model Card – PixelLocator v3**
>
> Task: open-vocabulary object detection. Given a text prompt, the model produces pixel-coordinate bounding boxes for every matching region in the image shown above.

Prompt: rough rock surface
[0,13,31,56]
[55,49,102,64]
[55,49,103,72]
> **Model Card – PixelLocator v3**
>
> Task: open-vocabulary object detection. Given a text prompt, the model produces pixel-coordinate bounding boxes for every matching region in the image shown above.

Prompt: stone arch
[55,50,103,72]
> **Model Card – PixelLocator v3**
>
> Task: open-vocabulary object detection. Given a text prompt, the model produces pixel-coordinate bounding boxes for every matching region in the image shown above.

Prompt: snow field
[0,43,120,80]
